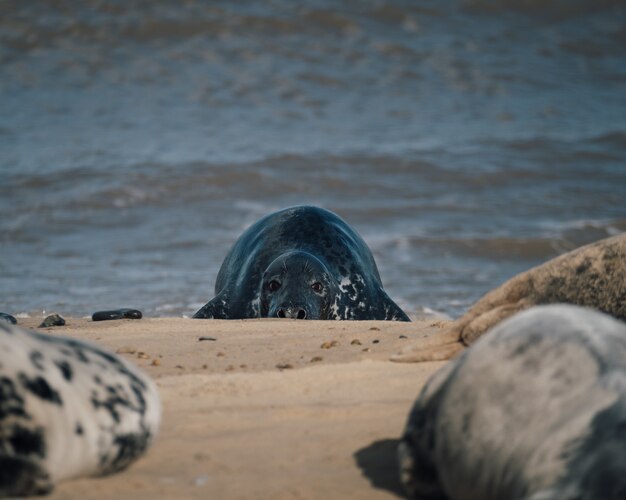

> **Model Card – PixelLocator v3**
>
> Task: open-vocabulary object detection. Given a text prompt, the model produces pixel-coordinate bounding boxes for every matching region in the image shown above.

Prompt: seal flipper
[0,456,53,497]
[379,291,411,322]
[193,293,230,319]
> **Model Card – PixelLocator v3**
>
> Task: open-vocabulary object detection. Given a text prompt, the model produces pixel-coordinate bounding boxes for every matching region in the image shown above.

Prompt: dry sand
[18,317,449,500]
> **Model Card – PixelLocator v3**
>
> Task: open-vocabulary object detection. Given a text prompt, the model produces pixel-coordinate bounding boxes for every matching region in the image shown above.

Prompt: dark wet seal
[0,312,17,325]
[92,309,143,321]
[38,314,65,328]
[193,206,410,321]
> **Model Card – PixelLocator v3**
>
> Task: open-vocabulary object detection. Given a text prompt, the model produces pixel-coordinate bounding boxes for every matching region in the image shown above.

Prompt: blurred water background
[1,0,625,319]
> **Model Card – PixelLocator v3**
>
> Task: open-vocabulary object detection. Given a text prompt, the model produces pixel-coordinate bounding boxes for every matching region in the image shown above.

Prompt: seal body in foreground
[0,322,160,496]
[398,305,626,500]
[392,232,626,362]
[193,206,409,321]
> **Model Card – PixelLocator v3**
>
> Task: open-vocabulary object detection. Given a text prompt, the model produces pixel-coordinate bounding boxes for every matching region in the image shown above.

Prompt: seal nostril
[296,309,306,320]
[277,309,286,318]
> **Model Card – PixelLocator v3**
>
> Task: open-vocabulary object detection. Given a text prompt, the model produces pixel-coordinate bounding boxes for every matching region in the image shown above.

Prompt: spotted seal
[0,322,160,496]
[193,206,410,321]
[398,304,626,500]
[392,232,626,362]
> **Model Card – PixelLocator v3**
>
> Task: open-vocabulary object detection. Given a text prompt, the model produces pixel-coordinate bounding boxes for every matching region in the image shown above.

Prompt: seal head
[260,251,340,319]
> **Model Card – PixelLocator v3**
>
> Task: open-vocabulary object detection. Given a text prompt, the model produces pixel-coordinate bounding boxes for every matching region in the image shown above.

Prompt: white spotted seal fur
[0,322,160,496]
[398,305,626,500]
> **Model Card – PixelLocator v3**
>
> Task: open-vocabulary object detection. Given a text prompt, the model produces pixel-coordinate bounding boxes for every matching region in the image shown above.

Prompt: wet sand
[19,317,449,499]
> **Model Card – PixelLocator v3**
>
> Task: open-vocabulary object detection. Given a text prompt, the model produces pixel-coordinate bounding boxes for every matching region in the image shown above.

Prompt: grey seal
[0,321,160,496]
[398,304,626,500]
[193,206,410,321]
[393,232,626,362]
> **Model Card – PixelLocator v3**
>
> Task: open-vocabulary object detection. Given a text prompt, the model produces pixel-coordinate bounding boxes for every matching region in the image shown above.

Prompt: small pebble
[0,312,17,325]
[362,348,371,352]
[372,339,380,344]
[151,359,161,366]
[310,356,323,363]
[369,327,380,331]
[399,335,408,339]
[175,364,184,369]
[350,339,362,346]
[194,452,210,462]
[216,352,225,357]
[320,340,339,349]
[116,346,137,354]
[38,313,65,328]
[225,365,235,371]
[276,363,293,370]
[198,336,217,342]
[202,364,208,369]
[240,364,247,368]
[92,308,142,321]
[136,352,150,359]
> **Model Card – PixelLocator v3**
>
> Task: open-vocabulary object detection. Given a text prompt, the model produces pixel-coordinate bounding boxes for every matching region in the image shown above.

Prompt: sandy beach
[17,317,448,499]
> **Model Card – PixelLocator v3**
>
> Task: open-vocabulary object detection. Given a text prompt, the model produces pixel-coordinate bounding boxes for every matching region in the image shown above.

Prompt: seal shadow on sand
[354,438,406,498]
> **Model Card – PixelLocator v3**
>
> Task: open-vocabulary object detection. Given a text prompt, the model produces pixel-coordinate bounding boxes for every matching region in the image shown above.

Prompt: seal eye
[268,280,281,292]
[311,282,323,293]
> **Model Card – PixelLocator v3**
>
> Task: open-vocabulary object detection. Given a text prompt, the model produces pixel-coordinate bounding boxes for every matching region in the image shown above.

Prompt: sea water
[1,0,625,318]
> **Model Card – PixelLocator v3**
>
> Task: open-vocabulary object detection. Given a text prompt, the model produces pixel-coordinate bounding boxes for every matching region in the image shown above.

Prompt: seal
[0,321,160,496]
[398,304,626,500]
[193,206,410,321]
[392,232,626,362]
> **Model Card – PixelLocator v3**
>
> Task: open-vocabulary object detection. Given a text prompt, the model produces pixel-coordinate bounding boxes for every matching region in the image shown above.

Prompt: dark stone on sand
[0,312,17,324]
[198,336,217,342]
[38,314,65,328]
[92,309,143,321]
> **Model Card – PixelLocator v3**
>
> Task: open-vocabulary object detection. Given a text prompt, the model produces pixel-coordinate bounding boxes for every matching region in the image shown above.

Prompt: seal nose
[276,307,307,319]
